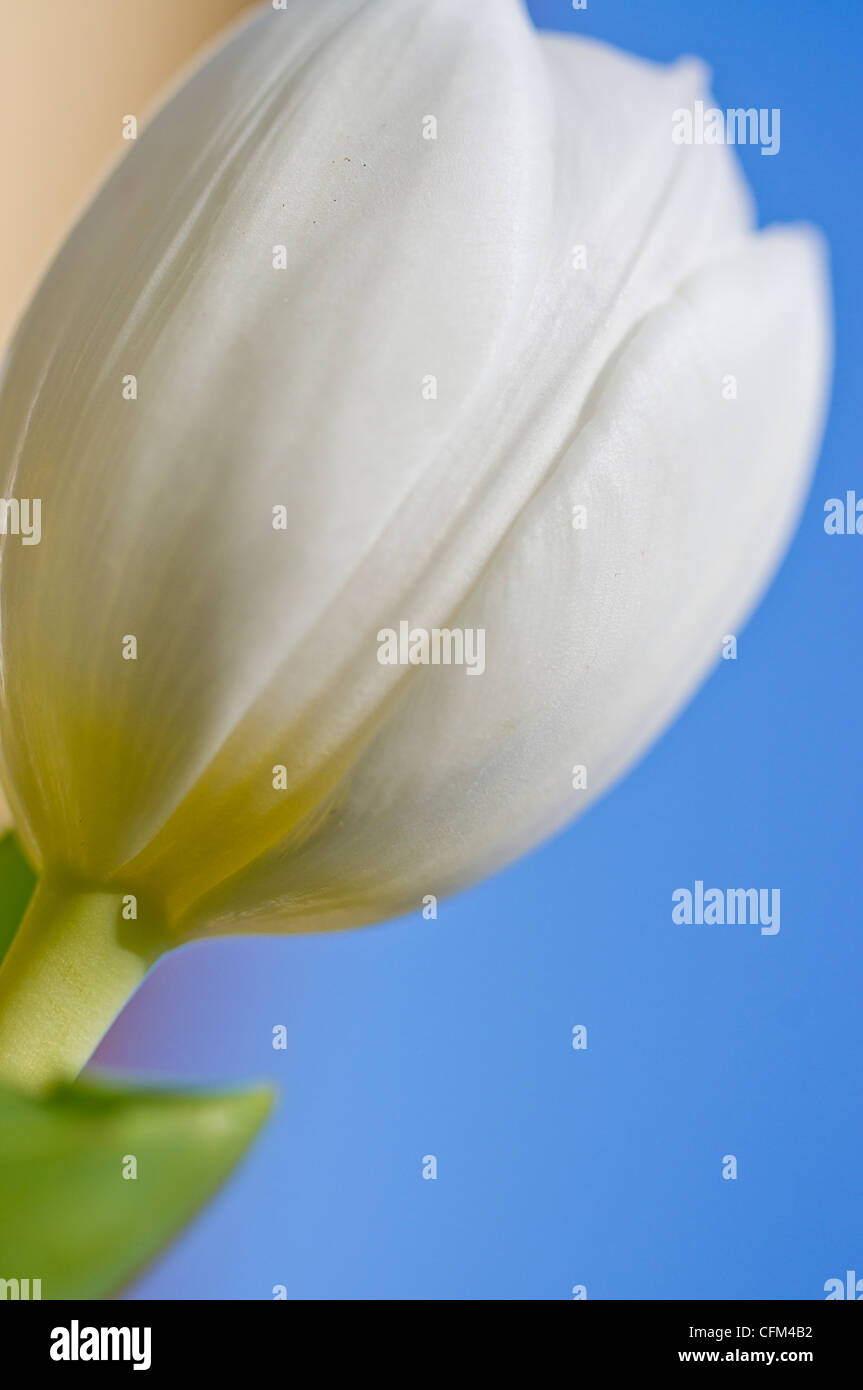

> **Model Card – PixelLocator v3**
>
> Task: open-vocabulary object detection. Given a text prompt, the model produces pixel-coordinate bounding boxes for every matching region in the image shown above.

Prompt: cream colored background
[0,0,254,347]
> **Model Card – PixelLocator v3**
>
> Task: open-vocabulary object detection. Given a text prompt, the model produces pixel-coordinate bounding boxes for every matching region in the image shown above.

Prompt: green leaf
[0,1075,273,1298]
[0,832,36,967]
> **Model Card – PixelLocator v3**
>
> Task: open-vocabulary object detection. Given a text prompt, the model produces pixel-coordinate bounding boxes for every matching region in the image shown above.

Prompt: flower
[0,0,830,1084]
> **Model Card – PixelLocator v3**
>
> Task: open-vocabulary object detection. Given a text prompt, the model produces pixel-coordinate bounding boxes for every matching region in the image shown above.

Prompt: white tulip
[0,0,830,1089]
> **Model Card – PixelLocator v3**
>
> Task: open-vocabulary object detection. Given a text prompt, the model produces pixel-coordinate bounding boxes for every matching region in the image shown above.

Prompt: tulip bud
[0,0,830,1089]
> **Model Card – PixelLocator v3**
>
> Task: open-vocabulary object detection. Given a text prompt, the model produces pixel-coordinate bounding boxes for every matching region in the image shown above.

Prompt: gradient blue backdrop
[97,0,862,1300]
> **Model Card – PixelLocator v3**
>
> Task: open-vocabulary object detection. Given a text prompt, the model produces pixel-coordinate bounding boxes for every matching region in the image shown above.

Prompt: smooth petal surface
[0,0,830,936]
[187,226,830,935]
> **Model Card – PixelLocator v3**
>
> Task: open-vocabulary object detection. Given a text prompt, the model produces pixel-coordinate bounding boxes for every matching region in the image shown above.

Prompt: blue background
[100,0,862,1300]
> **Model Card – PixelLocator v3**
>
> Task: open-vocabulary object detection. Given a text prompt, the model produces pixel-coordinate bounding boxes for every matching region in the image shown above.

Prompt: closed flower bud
[0,0,830,1089]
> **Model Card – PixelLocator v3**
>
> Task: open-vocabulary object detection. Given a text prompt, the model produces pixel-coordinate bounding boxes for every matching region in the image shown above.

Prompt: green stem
[0,878,164,1094]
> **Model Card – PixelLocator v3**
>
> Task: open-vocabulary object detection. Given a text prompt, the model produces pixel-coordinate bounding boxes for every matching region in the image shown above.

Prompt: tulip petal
[185,225,830,935]
[0,0,555,883]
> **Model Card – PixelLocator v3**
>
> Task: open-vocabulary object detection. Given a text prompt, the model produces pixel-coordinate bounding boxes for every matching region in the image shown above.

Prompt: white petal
[0,0,552,882]
[185,226,830,936]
